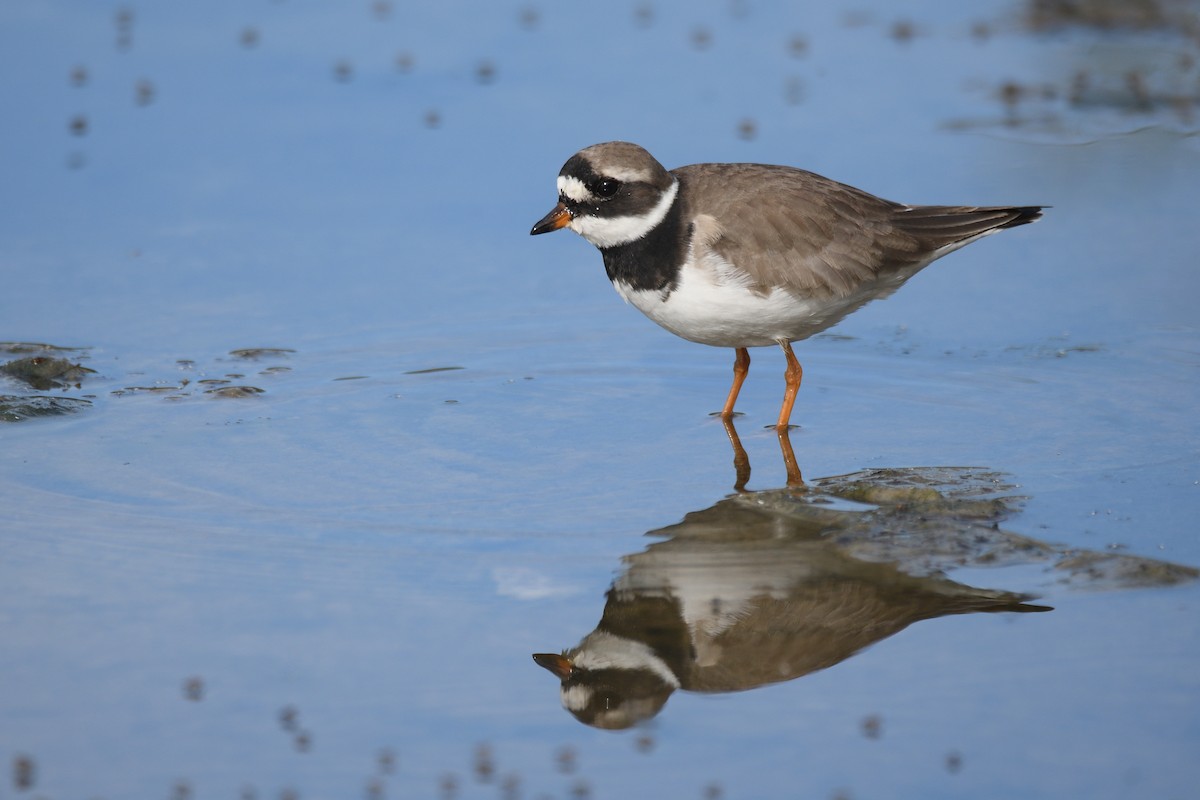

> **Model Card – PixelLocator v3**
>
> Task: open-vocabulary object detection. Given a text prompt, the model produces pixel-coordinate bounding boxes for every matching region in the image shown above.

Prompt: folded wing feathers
[680,163,1042,301]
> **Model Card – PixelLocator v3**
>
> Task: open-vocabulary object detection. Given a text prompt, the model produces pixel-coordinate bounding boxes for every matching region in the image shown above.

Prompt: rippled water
[3,1,1199,798]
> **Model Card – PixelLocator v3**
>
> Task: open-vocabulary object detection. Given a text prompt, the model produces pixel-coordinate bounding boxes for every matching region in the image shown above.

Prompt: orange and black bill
[530,202,572,235]
[531,652,574,679]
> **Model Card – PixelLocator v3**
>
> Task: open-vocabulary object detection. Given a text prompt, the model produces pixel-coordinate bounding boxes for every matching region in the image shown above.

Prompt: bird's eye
[590,178,621,198]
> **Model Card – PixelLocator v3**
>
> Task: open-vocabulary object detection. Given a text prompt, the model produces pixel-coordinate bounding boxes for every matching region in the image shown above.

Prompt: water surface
[2,1,1199,798]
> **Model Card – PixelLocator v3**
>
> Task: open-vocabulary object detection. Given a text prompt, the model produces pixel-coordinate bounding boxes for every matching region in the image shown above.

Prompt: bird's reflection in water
[534,430,1197,729]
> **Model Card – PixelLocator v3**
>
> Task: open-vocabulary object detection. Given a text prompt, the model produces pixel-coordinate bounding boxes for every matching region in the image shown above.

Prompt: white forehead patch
[557,174,591,204]
[567,179,678,249]
[603,165,653,183]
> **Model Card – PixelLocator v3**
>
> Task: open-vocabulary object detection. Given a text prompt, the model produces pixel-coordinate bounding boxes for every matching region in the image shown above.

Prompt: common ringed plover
[531,141,1043,428]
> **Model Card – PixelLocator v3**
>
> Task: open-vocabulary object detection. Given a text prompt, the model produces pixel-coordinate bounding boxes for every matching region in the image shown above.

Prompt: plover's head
[532,629,678,729]
[530,141,678,249]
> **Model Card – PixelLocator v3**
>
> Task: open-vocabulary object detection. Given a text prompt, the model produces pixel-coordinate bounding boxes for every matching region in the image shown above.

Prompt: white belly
[612,257,913,348]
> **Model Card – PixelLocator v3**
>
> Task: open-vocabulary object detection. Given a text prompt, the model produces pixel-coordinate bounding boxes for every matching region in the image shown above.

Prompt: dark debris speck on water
[860,714,883,740]
[12,754,35,790]
[278,704,299,732]
[182,676,205,701]
[473,742,496,783]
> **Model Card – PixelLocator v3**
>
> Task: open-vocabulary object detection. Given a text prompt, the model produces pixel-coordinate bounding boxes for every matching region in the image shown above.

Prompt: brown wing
[673,163,1041,300]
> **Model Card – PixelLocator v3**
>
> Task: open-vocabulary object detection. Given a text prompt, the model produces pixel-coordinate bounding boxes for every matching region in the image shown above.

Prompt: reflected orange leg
[720,416,752,491]
[775,340,803,430]
[719,347,751,419]
[776,426,804,487]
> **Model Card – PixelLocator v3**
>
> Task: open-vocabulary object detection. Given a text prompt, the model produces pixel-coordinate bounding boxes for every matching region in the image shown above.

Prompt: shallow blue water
[3,1,1199,798]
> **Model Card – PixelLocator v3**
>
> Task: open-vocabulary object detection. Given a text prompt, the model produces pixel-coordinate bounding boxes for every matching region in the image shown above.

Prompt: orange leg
[719,347,751,419]
[775,340,803,430]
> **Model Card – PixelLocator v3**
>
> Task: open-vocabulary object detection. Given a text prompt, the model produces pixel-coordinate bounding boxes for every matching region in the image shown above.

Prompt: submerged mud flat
[1,342,95,420]
[0,394,93,421]
[0,343,301,414]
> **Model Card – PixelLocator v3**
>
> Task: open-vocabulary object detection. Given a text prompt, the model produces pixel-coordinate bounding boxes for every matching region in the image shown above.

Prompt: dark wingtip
[1003,206,1046,229]
[1011,601,1054,613]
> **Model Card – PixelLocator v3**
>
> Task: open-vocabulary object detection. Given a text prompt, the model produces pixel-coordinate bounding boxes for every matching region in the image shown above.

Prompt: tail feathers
[893,205,1044,249]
